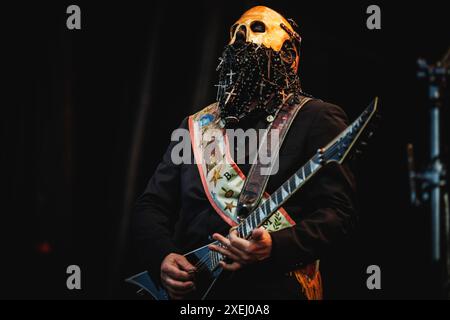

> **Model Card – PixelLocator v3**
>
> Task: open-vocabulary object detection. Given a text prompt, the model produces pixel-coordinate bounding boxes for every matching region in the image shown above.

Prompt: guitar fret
[242,221,248,236]
[249,215,256,229]
[244,218,250,231]
[269,199,276,211]
[252,213,257,228]
[264,200,271,214]
[311,156,320,171]
[272,194,279,206]
[237,224,243,238]
[304,161,311,176]
[255,210,261,224]
[276,189,283,204]
[294,172,302,185]
[283,182,290,194]
[270,193,277,205]
[287,181,292,192]
[289,176,296,192]
[242,224,247,238]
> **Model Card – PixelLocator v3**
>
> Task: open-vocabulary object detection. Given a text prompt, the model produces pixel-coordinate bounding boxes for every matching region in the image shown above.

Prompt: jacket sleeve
[132,118,188,275]
[268,103,357,271]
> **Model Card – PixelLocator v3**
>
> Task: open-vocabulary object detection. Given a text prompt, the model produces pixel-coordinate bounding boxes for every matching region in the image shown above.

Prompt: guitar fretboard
[237,154,322,239]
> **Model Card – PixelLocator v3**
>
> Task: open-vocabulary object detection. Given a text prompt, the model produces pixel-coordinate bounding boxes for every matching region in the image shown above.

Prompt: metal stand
[407,49,449,298]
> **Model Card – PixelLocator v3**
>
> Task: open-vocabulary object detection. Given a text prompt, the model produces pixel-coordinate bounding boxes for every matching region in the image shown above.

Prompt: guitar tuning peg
[360,141,368,147]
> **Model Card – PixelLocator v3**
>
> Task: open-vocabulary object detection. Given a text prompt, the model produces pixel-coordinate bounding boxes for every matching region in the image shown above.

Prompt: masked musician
[132,6,356,300]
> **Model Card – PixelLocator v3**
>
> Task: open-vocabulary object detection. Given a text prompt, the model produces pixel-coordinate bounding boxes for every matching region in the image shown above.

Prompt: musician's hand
[160,253,196,300]
[209,227,272,271]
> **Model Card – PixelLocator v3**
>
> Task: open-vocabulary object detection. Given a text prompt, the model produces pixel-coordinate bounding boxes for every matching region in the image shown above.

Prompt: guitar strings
[193,254,220,273]
[192,242,230,273]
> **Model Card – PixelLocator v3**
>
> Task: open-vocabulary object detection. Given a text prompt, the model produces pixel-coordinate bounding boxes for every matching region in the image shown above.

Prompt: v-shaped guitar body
[126,243,223,300]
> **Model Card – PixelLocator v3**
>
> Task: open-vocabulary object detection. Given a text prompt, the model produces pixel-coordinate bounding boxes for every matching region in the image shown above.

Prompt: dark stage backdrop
[2,1,449,299]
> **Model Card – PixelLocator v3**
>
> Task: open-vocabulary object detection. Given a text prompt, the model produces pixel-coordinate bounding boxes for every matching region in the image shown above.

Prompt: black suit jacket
[132,99,357,299]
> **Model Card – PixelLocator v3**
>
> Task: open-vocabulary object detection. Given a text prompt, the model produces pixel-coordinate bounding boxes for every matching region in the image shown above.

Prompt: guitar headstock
[322,97,379,165]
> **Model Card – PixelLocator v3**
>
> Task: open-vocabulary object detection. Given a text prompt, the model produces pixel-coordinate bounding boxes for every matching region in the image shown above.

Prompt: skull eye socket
[250,21,266,33]
[280,40,297,65]
[234,25,247,43]
[230,24,238,39]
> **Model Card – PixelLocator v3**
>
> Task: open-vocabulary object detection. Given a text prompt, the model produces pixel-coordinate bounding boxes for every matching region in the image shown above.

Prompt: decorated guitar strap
[236,95,312,217]
[188,98,322,300]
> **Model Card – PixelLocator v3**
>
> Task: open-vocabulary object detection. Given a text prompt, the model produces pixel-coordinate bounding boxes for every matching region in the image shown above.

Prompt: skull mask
[216,6,305,125]
[229,6,301,72]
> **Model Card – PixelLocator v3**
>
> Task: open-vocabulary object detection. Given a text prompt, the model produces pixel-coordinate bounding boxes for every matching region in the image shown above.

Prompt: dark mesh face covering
[216,41,304,125]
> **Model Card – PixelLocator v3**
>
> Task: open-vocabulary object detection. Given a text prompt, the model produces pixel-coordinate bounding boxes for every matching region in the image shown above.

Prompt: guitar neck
[236,153,323,239]
[235,98,378,239]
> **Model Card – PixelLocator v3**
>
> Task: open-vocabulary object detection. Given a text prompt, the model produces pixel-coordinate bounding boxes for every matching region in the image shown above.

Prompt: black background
[2,0,449,299]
